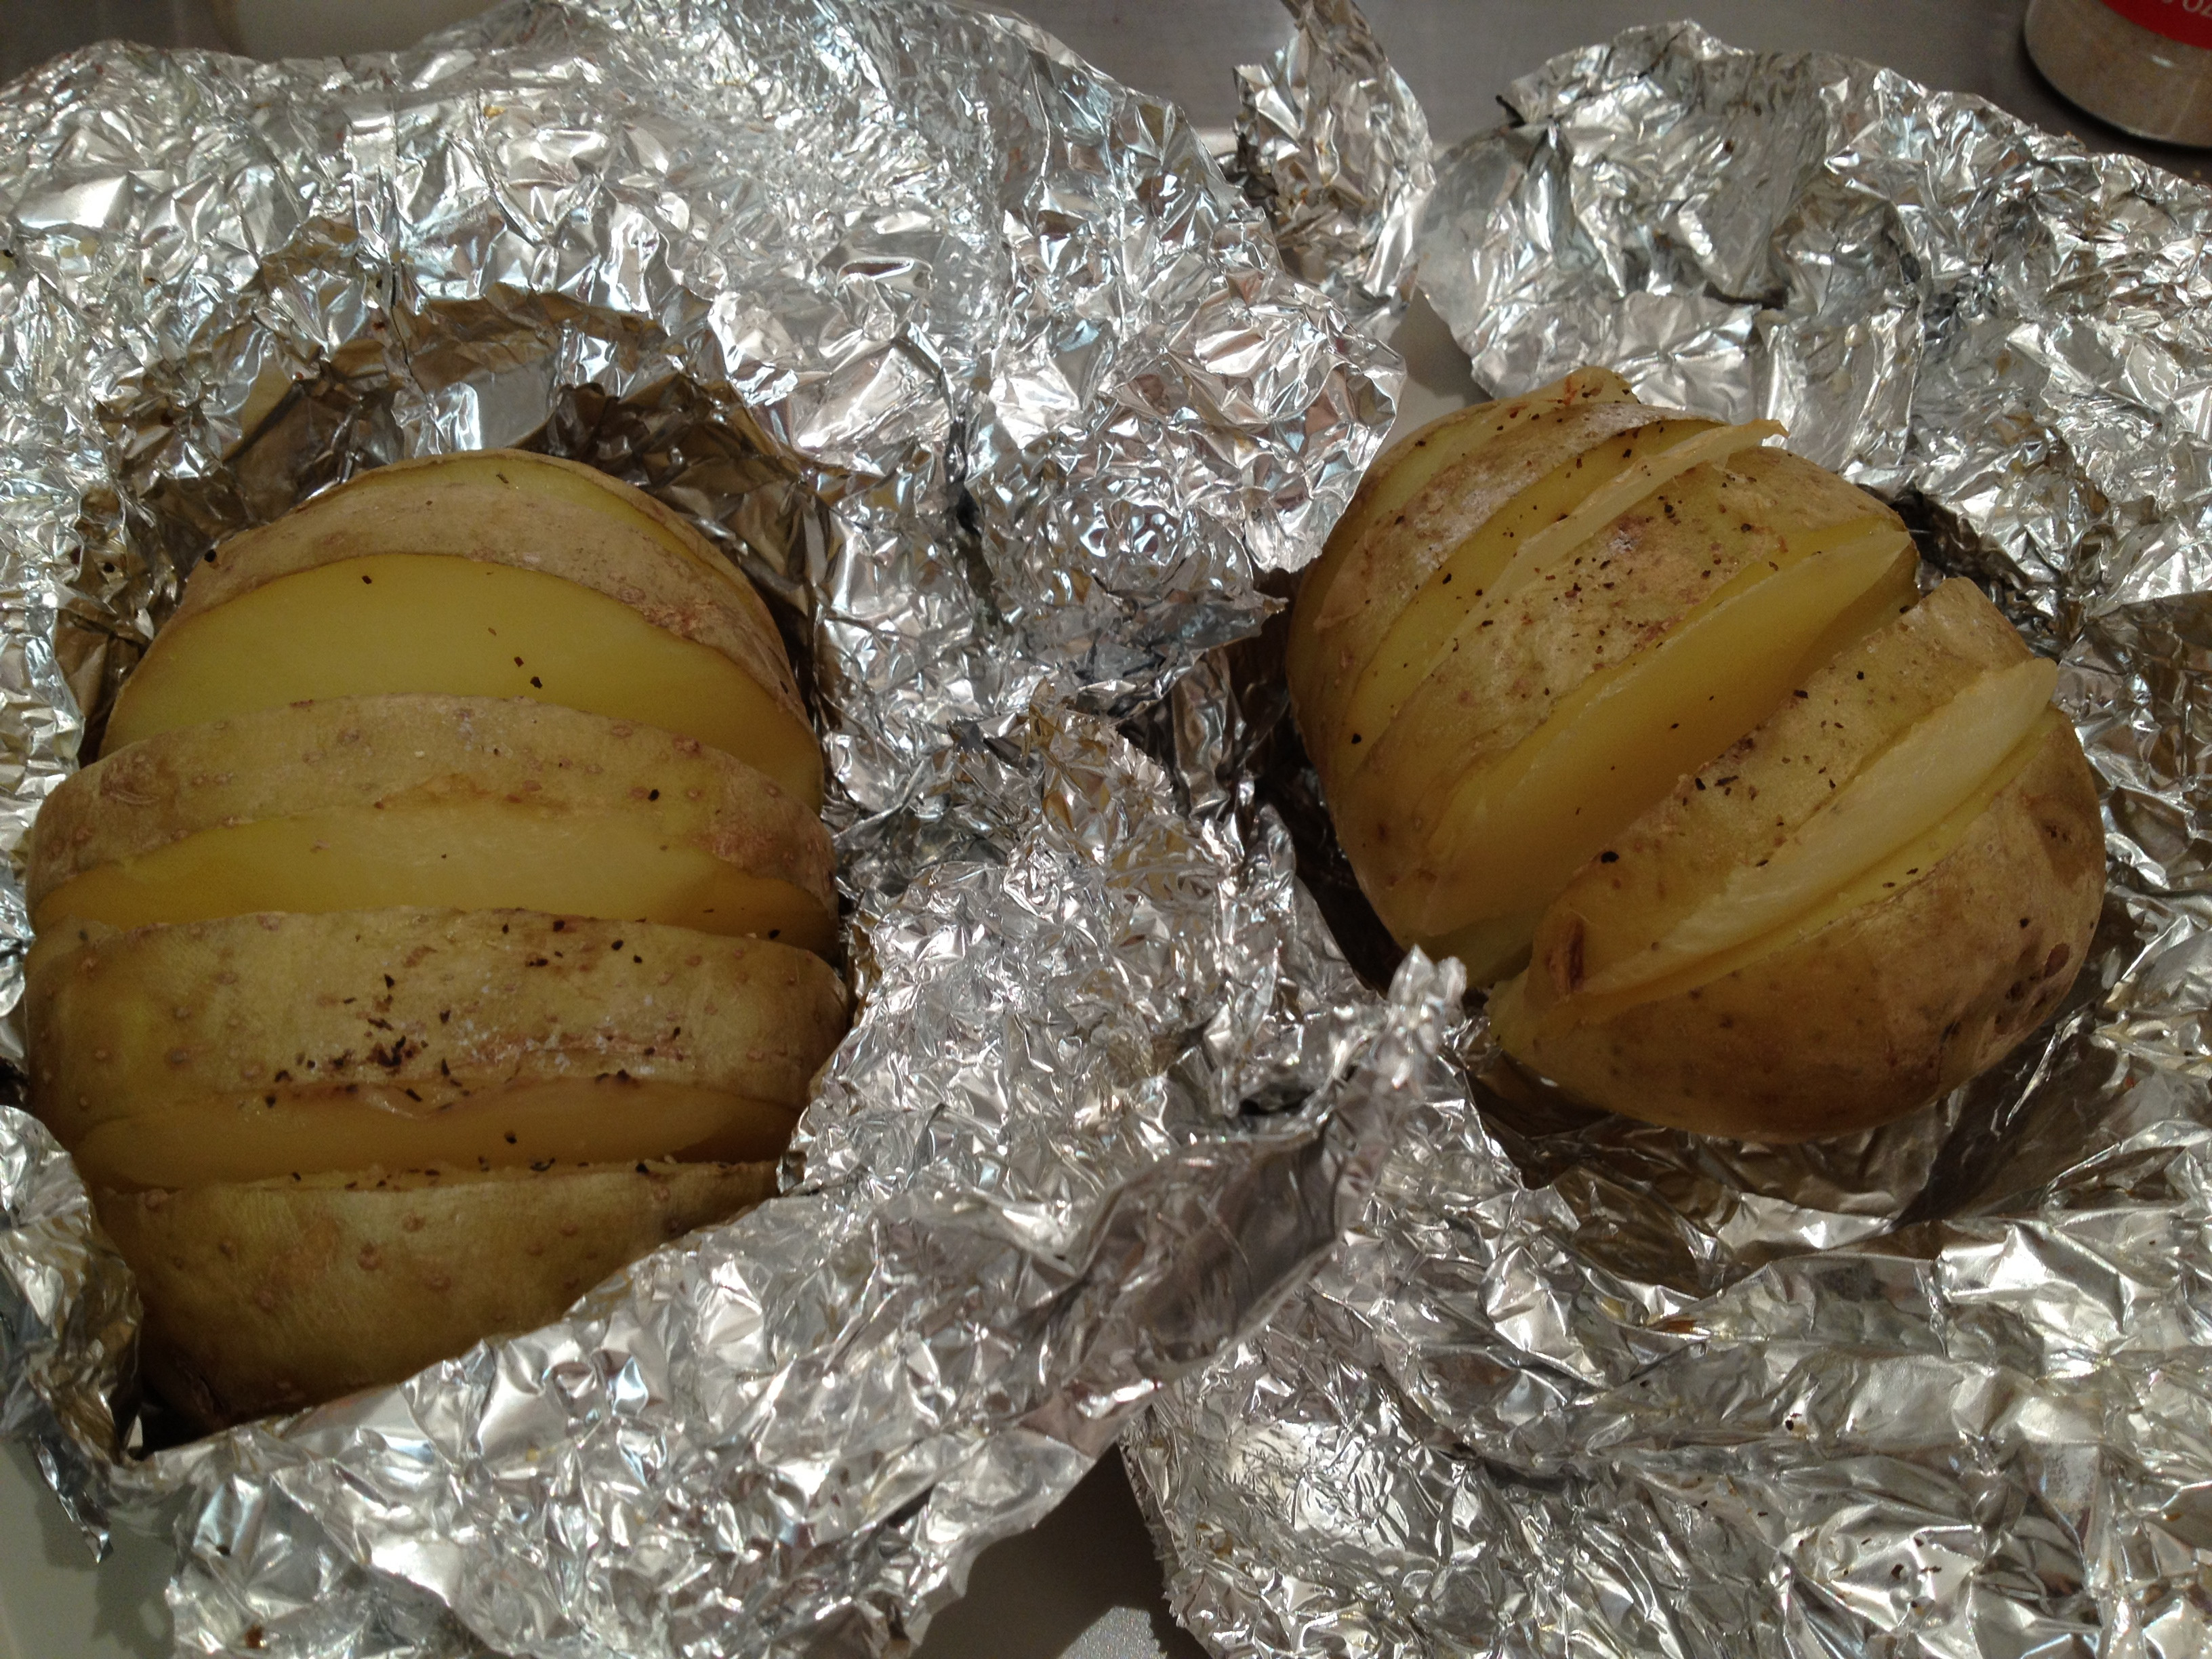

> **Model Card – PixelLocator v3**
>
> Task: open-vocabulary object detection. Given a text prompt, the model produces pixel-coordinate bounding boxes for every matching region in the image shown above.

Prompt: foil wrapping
[1230,0,1432,330]
[1133,22,2212,1659]
[0,0,1426,1653]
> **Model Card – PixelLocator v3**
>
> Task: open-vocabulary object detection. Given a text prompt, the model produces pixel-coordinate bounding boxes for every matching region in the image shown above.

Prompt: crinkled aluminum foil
[1230,0,1431,330]
[1134,22,2212,1658]
[0,0,1431,1652]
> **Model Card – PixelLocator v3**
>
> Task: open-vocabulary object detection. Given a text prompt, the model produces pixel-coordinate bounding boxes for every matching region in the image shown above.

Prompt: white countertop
[0,1,2173,1654]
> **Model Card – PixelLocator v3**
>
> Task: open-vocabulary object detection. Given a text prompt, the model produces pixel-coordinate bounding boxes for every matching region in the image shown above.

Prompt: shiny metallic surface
[0,0,1418,1652]
[1134,21,2212,1658]
[1231,0,1431,329]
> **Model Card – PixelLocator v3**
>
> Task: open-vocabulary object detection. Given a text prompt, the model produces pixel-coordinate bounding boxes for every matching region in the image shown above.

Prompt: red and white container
[2027,0,2212,146]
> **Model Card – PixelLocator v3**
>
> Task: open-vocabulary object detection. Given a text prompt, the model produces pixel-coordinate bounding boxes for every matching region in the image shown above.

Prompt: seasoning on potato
[1288,368,2104,1141]
[26,451,848,1430]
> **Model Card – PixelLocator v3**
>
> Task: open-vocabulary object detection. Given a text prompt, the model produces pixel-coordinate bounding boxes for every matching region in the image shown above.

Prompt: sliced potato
[1490,715,2103,1139]
[1389,527,1920,977]
[102,1159,777,1431]
[1323,417,1780,790]
[108,555,821,807]
[29,695,838,955]
[26,908,847,1147]
[107,450,819,804]
[1296,401,1685,775]
[1288,366,1638,682]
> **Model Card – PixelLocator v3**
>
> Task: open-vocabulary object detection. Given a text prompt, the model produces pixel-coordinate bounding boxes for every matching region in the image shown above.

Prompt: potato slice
[1577,656,2058,998]
[1391,527,1920,977]
[29,695,838,955]
[108,555,821,807]
[1518,577,2037,1006]
[1289,365,1637,665]
[27,909,848,1148]
[101,1159,777,1431]
[73,1080,798,1189]
[1490,715,2103,1139]
[107,450,819,805]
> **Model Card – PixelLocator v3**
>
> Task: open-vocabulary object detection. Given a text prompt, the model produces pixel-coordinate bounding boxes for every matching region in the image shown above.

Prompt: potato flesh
[1524,579,2032,998]
[73,1078,798,1190]
[34,803,836,955]
[1580,656,2060,997]
[1486,713,2099,1141]
[1327,370,1637,574]
[1296,399,1675,775]
[105,555,823,808]
[1399,528,1920,966]
[1328,417,1755,785]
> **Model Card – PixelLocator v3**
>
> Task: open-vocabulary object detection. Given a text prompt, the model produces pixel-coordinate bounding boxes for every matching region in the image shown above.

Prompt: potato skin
[103,1159,776,1432]
[29,692,836,919]
[1490,721,2105,1140]
[27,909,848,1147]
[168,449,806,733]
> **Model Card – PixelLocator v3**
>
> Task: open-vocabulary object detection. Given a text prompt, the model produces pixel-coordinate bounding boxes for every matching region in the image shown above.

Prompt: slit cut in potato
[1291,367,1639,655]
[29,695,839,956]
[1318,416,1743,786]
[1330,441,1913,928]
[1294,392,1668,770]
[1488,710,2101,1139]
[106,449,821,806]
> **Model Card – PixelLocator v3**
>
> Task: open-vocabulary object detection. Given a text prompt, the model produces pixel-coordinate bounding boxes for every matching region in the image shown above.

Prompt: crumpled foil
[1231,0,1432,330]
[0,0,1435,1652]
[1132,22,2212,1659]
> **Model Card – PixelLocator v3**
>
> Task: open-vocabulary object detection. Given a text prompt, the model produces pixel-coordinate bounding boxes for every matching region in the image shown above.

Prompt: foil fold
[1231,0,1433,330]
[0,0,1423,1653]
[1134,22,2212,1659]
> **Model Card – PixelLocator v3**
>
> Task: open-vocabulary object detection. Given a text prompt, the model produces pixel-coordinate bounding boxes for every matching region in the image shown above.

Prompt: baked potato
[29,452,849,1429]
[1289,370,2104,1139]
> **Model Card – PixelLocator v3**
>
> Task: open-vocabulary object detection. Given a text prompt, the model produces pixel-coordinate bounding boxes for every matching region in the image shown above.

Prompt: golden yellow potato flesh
[1288,367,1640,704]
[1322,437,1911,934]
[1518,577,2038,1000]
[108,449,819,804]
[1327,419,1790,792]
[1393,527,1919,976]
[102,1159,778,1431]
[30,694,838,956]
[1300,405,1696,778]
[107,554,822,808]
